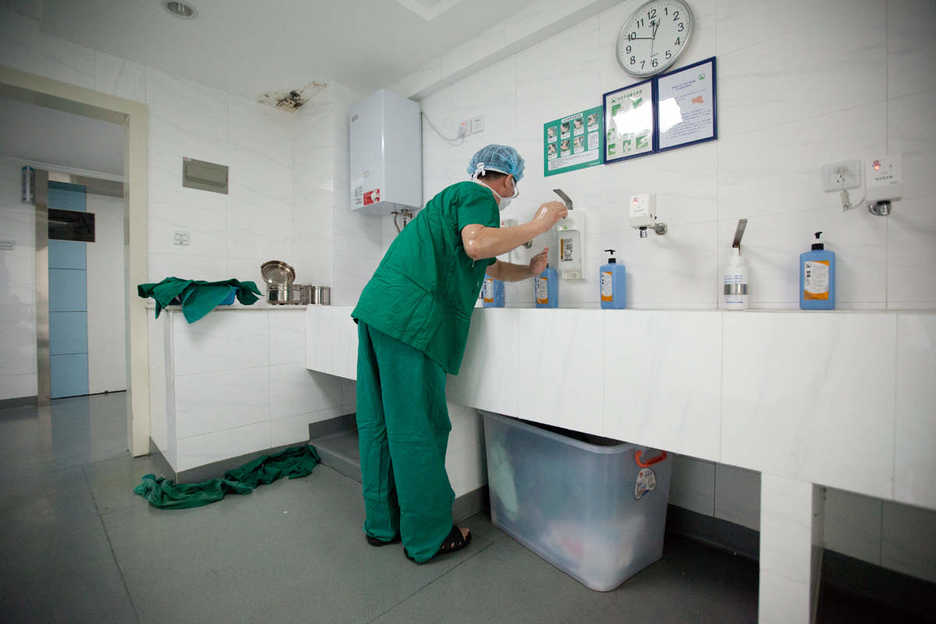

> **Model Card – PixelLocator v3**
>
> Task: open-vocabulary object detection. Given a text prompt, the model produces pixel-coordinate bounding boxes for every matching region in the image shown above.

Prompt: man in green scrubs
[351,145,568,563]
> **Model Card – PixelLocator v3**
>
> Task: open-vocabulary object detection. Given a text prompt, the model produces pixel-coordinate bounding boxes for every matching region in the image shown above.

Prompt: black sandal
[366,534,401,547]
[405,525,471,563]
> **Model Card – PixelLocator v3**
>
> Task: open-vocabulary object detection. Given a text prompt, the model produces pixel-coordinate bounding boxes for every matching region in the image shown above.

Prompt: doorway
[0,65,151,456]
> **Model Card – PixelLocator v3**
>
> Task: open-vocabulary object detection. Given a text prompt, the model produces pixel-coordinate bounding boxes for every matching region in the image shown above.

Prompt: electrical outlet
[470,116,485,134]
[822,160,861,192]
[173,230,191,246]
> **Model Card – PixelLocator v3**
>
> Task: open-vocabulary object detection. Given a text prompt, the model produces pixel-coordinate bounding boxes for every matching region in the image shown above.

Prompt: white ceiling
[0,96,125,176]
[31,0,537,99]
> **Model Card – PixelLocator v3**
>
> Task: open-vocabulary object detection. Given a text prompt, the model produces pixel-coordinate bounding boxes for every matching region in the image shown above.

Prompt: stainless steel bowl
[315,286,331,305]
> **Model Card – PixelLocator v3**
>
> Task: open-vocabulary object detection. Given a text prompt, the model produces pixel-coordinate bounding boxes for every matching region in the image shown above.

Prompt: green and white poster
[543,106,604,177]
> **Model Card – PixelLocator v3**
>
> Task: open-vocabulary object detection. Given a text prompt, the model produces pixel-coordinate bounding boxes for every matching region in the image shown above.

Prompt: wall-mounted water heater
[349,89,422,215]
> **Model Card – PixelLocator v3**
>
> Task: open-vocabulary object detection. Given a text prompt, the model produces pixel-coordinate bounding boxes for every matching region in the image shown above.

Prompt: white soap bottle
[723,247,749,310]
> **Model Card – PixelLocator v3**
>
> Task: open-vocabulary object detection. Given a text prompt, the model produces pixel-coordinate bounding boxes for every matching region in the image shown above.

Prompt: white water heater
[349,89,422,215]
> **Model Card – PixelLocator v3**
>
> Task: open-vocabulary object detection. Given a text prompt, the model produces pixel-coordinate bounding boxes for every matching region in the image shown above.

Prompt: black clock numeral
[630,56,636,65]
[677,22,685,32]
[636,17,645,28]
[665,6,669,15]
[673,10,680,20]
[652,58,658,68]
[626,44,632,53]
[648,8,657,19]
[665,50,672,59]
[629,31,637,40]
[675,36,681,46]
[641,60,646,69]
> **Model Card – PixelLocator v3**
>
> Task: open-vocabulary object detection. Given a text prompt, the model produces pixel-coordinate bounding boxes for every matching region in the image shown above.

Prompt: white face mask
[495,177,519,211]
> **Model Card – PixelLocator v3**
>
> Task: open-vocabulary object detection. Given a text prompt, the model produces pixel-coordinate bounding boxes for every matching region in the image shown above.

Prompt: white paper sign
[657,58,716,150]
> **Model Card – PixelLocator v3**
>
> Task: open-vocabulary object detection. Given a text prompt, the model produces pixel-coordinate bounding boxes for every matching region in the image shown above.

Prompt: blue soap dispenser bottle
[600,249,626,309]
[800,231,835,310]
[482,275,505,308]
[535,263,559,308]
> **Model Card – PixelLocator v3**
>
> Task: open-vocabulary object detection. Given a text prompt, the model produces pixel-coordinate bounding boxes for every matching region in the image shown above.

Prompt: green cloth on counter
[137,277,262,323]
[133,445,321,510]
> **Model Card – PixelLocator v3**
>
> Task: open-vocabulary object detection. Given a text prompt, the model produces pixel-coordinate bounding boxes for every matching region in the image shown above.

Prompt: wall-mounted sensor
[629,193,666,238]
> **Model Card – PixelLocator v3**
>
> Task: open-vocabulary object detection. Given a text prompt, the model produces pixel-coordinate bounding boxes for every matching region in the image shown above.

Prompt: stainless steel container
[268,286,288,305]
[299,284,315,305]
[315,286,331,305]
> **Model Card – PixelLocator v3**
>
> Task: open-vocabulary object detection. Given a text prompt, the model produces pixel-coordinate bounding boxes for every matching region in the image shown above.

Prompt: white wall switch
[470,116,485,134]
[822,160,862,192]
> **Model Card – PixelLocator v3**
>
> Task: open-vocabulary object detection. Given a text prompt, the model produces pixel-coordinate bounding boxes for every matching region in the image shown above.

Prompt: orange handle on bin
[635,450,668,468]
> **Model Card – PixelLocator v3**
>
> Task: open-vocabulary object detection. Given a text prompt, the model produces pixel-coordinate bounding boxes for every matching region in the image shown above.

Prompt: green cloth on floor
[137,277,262,323]
[134,445,321,509]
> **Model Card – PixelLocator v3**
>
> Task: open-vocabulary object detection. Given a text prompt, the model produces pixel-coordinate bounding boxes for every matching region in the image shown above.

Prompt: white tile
[172,310,269,375]
[668,454,715,516]
[759,474,816,582]
[94,51,145,102]
[894,314,936,509]
[0,373,37,401]
[269,365,347,420]
[448,310,520,416]
[174,367,270,440]
[881,500,936,583]
[271,409,350,449]
[887,90,936,201]
[446,403,483,456]
[269,310,306,366]
[758,571,811,624]
[887,198,936,309]
[148,251,228,283]
[306,306,358,380]
[887,0,936,99]
[445,445,486,498]
[509,309,604,435]
[823,488,882,565]
[722,313,896,498]
[603,311,721,459]
[177,421,271,472]
[145,67,228,145]
[227,96,293,168]
[714,464,761,531]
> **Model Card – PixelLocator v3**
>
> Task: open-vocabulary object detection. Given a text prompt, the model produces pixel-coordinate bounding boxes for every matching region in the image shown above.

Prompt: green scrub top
[352,181,499,375]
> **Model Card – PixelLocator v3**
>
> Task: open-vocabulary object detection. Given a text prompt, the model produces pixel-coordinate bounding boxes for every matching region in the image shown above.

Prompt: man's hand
[530,201,568,236]
[529,248,549,276]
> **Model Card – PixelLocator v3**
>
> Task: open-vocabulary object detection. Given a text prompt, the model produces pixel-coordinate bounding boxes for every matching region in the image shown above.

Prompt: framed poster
[656,56,717,152]
[543,106,604,176]
[603,78,657,164]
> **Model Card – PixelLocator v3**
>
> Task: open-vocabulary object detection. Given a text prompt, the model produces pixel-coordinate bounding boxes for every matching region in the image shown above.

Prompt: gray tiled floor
[0,394,905,623]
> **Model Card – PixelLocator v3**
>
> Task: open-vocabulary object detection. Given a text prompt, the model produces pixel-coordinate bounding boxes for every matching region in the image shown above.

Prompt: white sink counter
[307,306,936,513]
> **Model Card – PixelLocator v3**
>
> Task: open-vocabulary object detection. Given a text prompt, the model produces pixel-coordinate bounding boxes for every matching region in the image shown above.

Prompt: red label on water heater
[363,189,381,205]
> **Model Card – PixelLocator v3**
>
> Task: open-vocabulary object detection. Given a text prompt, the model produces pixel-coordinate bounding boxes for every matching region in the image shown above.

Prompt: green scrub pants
[355,321,455,563]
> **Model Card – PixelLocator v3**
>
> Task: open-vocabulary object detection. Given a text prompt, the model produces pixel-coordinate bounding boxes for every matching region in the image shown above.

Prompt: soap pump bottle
[800,231,835,310]
[600,249,626,309]
[482,275,505,308]
[535,263,559,308]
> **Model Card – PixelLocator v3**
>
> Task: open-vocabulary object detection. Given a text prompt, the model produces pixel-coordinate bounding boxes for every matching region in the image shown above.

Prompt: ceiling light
[164,1,197,19]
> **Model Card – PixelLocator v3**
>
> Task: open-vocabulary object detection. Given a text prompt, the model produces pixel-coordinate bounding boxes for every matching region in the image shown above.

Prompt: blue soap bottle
[599,249,626,309]
[800,231,835,310]
[482,276,505,308]
[535,264,559,308]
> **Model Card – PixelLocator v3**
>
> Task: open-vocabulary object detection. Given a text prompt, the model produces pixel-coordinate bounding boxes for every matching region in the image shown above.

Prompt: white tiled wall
[0,158,37,400]
[414,0,936,312]
[152,309,355,473]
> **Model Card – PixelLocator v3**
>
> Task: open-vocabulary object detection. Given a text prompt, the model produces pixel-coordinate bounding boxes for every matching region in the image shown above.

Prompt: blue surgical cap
[467,144,525,182]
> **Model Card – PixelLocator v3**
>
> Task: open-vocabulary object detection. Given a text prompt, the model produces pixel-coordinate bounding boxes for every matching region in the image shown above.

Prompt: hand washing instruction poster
[544,106,603,177]
[603,79,656,164]
[656,57,717,151]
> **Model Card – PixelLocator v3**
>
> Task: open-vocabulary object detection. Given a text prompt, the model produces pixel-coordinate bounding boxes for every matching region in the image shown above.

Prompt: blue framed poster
[602,78,657,165]
[655,56,717,152]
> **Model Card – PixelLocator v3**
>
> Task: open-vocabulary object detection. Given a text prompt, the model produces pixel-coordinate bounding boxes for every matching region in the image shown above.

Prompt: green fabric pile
[137,277,262,323]
[134,445,321,510]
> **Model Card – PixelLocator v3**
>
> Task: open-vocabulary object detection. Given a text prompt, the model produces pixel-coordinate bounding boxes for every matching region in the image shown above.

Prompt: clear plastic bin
[482,411,672,592]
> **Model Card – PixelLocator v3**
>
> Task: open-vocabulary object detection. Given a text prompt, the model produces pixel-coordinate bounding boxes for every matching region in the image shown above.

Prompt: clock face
[617,0,694,77]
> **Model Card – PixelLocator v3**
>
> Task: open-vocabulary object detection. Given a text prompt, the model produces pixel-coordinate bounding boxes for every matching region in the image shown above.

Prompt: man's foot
[366,534,401,547]
[405,526,471,563]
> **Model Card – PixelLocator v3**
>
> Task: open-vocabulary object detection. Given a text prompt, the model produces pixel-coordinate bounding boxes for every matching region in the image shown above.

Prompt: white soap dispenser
[723,219,749,310]
[553,189,584,280]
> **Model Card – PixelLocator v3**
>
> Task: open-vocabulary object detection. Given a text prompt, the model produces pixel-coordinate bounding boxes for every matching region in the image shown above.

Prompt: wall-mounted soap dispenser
[553,189,584,280]
[723,219,749,310]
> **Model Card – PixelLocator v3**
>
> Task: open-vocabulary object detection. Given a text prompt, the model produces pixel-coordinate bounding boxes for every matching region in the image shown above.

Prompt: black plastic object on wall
[48,209,95,242]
